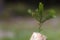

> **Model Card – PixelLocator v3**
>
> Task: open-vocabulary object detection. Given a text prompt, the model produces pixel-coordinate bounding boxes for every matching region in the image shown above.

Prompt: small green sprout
[28,2,56,32]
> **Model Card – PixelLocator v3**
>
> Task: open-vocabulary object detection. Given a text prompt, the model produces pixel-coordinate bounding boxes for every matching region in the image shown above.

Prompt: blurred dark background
[0,0,60,17]
[1,0,60,9]
[5,0,60,7]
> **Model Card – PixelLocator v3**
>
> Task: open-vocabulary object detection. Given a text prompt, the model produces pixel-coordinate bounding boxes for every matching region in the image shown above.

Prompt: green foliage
[42,9,56,23]
[1,37,12,40]
[38,2,44,15]
[28,2,56,32]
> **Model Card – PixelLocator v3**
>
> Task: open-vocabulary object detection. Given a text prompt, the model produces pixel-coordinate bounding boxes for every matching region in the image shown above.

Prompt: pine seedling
[28,2,56,32]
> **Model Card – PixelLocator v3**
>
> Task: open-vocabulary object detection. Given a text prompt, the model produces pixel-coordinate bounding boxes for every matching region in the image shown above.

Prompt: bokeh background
[0,0,60,40]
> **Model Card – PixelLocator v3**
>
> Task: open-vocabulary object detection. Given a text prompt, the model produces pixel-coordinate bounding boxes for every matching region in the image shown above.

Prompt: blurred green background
[0,0,60,40]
